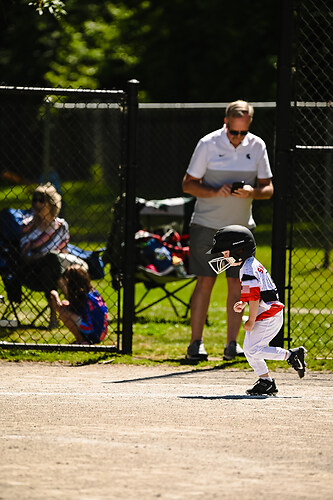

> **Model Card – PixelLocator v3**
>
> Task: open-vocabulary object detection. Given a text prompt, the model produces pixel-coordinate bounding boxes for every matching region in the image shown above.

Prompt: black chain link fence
[279,0,333,358]
[137,103,276,255]
[0,86,131,352]
[0,94,276,353]
[137,103,276,199]
[2,26,331,361]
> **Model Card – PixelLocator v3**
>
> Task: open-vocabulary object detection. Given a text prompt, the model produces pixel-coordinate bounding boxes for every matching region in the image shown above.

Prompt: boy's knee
[243,337,251,355]
[243,339,259,359]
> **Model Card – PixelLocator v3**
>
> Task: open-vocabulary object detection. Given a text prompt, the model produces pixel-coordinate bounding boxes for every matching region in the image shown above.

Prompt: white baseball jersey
[240,256,284,321]
[187,125,272,230]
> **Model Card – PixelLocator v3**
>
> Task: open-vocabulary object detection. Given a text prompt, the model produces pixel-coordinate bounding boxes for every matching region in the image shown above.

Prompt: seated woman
[20,182,83,329]
[50,264,108,345]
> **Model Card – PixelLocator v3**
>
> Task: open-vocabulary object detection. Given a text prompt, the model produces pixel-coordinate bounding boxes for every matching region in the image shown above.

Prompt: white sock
[260,376,273,382]
[286,350,291,359]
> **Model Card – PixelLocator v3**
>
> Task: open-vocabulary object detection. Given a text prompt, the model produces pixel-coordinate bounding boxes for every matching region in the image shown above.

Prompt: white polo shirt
[187,125,272,230]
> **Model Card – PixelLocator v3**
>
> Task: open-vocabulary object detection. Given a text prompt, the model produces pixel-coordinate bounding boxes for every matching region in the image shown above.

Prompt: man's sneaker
[246,378,278,396]
[186,340,208,361]
[287,346,307,378]
[223,340,245,361]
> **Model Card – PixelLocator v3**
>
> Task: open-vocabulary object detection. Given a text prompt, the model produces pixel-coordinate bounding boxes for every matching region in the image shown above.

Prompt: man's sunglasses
[228,129,248,136]
[32,194,46,204]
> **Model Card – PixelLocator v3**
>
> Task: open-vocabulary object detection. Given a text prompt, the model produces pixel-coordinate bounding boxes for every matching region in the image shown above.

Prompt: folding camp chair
[0,287,49,329]
[135,265,196,319]
[134,196,197,319]
[104,195,197,320]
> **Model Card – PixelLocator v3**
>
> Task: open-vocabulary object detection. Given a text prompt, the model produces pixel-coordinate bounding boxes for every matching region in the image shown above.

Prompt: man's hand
[215,183,232,197]
[182,173,232,198]
[231,184,254,198]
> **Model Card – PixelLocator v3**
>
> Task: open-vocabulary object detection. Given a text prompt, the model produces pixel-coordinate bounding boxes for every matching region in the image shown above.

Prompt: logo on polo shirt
[246,154,251,159]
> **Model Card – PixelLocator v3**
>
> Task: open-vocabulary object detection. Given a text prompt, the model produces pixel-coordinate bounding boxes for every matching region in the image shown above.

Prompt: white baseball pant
[242,310,287,376]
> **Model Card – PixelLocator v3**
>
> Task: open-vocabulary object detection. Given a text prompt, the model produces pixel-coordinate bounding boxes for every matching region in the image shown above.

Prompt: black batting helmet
[207,225,256,274]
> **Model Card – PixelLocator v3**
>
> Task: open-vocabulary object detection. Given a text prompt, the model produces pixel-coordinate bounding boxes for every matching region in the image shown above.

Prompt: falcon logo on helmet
[206,225,256,274]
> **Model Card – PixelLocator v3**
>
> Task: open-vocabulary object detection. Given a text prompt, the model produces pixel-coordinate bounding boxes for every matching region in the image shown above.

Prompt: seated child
[207,225,306,396]
[50,264,108,345]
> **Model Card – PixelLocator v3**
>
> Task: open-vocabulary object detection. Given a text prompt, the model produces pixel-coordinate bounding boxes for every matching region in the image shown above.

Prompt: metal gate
[272,0,332,358]
[0,82,138,353]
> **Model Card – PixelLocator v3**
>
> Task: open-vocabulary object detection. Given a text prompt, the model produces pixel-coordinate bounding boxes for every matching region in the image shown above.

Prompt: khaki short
[189,224,240,278]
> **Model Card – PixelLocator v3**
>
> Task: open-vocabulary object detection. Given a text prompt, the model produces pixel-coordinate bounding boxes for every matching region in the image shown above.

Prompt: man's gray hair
[225,100,254,123]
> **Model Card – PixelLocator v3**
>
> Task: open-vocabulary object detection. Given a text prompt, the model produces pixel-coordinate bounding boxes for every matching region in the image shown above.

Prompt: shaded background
[0,1,332,358]
[0,1,278,102]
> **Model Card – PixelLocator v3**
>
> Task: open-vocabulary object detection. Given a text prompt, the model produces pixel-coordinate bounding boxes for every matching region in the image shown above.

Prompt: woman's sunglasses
[32,194,46,204]
[228,129,248,136]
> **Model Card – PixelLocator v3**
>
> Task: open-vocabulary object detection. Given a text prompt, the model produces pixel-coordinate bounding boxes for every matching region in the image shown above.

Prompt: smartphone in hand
[231,181,245,193]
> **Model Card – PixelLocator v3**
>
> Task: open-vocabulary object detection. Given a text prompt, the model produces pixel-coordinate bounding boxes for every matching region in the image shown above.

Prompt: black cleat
[246,378,278,396]
[287,347,307,378]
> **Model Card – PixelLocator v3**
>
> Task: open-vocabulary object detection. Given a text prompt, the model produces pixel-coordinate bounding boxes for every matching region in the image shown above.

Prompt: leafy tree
[0,0,278,101]
[105,0,278,101]
[0,1,60,86]
[45,2,130,89]
[28,0,66,19]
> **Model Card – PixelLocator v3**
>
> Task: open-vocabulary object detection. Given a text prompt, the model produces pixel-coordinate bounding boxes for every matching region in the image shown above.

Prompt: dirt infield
[0,361,332,500]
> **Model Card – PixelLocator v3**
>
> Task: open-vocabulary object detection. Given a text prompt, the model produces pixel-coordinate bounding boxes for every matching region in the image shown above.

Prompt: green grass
[0,183,332,370]
[1,250,332,372]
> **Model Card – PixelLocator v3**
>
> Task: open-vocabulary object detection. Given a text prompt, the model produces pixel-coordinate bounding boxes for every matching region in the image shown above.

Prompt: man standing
[182,100,273,361]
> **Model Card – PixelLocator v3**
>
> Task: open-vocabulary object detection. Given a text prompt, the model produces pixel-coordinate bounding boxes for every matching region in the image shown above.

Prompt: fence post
[122,79,139,354]
[270,0,294,347]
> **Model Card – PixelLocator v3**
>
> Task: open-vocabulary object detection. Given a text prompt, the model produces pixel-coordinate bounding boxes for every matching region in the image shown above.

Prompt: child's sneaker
[186,340,208,361]
[246,378,278,396]
[287,346,307,378]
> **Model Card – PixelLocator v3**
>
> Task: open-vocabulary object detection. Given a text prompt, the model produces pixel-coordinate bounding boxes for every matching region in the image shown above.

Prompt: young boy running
[207,225,306,396]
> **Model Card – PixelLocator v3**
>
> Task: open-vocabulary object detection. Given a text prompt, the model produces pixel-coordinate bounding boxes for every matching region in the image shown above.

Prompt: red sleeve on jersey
[241,285,261,303]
